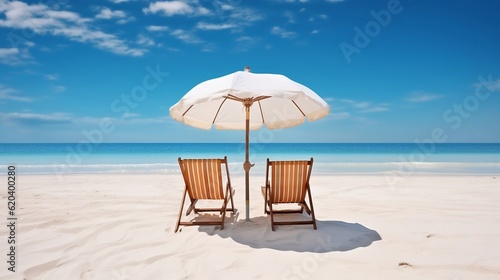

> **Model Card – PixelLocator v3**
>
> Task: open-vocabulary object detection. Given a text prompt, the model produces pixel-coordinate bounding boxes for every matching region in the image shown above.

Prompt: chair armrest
[261,181,270,199]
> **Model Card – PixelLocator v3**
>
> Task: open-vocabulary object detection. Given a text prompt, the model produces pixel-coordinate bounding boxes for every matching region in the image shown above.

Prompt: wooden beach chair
[263,158,317,231]
[175,157,235,233]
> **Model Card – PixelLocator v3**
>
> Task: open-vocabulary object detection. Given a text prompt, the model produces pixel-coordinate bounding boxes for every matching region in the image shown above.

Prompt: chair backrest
[266,158,313,203]
[178,157,228,200]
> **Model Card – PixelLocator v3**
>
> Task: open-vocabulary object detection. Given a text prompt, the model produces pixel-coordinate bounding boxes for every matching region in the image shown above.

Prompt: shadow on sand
[198,213,381,253]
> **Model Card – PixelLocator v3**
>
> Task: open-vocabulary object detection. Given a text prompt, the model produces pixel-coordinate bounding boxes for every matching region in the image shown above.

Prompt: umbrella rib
[291,100,306,117]
[257,100,265,124]
[217,94,271,126]
[254,96,271,102]
[224,94,271,103]
[212,95,229,124]
[225,94,244,102]
[182,105,194,117]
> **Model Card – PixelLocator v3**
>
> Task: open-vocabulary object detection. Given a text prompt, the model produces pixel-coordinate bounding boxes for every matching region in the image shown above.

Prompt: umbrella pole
[243,101,252,221]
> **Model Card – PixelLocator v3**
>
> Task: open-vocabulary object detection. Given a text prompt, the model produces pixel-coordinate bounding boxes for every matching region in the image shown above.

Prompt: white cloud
[406,91,444,102]
[352,101,370,109]
[0,1,145,57]
[284,11,295,23]
[45,74,59,80]
[323,97,334,103]
[137,34,156,46]
[147,25,169,32]
[214,2,234,12]
[0,48,19,57]
[95,7,126,19]
[0,85,33,102]
[359,106,389,113]
[121,112,140,119]
[236,36,258,44]
[117,18,134,24]
[0,112,72,126]
[213,2,262,23]
[109,0,130,3]
[228,6,262,23]
[326,0,345,3]
[475,76,500,93]
[209,1,263,35]
[234,36,259,52]
[201,42,217,52]
[236,36,254,43]
[0,48,19,64]
[53,85,66,93]
[144,1,189,15]
[120,116,168,125]
[336,98,389,114]
[488,80,500,91]
[330,112,350,120]
[0,111,168,128]
[95,7,133,24]
[166,47,180,52]
[271,26,297,39]
[197,7,210,15]
[170,29,202,44]
[0,47,33,65]
[196,22,236,30]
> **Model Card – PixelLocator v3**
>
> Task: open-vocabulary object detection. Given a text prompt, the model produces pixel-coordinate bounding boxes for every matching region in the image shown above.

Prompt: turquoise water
[0,143,499,175]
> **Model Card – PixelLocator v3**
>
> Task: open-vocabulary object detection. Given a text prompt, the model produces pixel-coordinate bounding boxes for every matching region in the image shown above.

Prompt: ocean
[0,143,499,176]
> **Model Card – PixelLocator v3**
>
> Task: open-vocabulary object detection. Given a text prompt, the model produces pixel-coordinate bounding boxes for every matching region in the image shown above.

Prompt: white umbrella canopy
[169,68,330,221]
[170,70,329,130]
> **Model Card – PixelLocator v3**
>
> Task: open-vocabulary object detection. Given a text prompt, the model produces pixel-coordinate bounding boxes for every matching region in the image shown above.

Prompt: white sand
[1,173,500,279]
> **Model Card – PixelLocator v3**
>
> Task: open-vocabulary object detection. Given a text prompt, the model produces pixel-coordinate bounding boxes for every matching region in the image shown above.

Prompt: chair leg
[229,187,234,210]
[269,200,275,231]
[221,200,227,231]
[263,197,267,214]
[220,184,232,231]
[186,199,198,215]
[264,185,271,214]
[306,184,317,230]
[229,186,235,212]
[300,202,311,215]
[175,188,188,233]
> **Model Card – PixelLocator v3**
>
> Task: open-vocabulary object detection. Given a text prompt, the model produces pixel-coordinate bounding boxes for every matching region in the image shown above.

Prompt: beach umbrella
[169,67,330,221]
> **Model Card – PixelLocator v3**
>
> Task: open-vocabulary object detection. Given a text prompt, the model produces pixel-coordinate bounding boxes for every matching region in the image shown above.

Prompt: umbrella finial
[244,66,251,72]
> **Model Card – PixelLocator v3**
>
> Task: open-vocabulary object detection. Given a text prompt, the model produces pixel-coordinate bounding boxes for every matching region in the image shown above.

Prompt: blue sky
[0,0,499,143]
